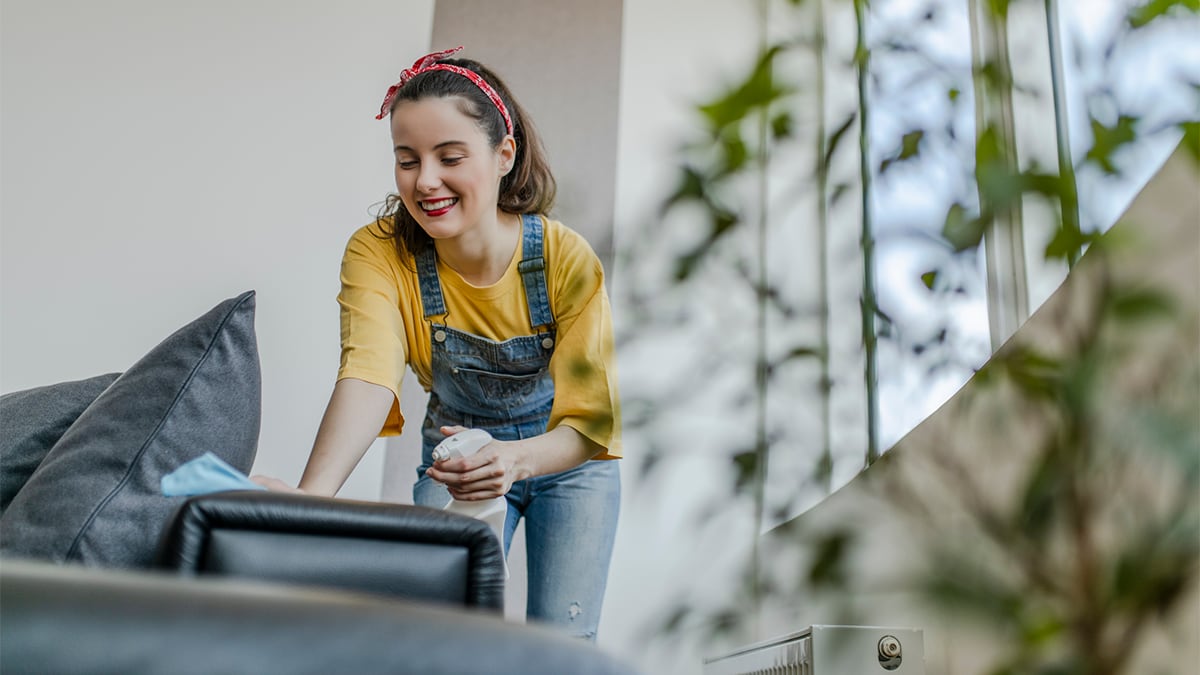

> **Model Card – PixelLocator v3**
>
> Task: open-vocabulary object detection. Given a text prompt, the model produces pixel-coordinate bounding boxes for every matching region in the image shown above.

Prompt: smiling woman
[389,97,518,281]
[251,47,623,643]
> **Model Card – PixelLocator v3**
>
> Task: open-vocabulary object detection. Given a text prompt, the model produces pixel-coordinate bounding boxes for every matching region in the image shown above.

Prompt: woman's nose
[416,164,441,193]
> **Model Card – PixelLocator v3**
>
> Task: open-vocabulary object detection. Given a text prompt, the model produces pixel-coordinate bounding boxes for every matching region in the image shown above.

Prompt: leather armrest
[155,491,504,611]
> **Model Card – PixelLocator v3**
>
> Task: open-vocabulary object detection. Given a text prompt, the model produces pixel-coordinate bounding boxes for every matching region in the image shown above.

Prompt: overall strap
[415,243,446,319]
[517,214,555,329]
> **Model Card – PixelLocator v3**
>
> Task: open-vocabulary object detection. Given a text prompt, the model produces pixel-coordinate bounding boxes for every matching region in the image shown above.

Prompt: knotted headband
[375,46,514,136]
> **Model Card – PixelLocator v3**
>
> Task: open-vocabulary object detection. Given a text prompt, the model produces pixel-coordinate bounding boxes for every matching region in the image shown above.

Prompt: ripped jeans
[416,458,620,640]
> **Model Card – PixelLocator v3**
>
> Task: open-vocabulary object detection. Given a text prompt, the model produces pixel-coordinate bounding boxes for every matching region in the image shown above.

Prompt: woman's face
[390,97,514,241]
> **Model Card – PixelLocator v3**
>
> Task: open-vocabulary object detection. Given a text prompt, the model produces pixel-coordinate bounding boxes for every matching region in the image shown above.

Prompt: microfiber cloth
[161,451,266,497]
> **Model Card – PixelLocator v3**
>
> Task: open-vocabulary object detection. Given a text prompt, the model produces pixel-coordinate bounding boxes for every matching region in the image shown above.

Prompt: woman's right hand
[250,475,307,494]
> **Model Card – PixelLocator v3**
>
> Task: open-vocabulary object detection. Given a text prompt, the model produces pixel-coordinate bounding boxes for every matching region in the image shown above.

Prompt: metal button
[541,337,554,349]
[434,330,446,343]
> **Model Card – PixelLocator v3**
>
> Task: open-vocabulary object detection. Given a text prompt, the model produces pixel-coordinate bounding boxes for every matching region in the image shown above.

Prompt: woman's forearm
[508,424,604,480]
[297,378,395,496]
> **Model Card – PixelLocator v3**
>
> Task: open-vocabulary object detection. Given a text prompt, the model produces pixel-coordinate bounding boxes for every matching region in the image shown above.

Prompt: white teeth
[421,198,457,211]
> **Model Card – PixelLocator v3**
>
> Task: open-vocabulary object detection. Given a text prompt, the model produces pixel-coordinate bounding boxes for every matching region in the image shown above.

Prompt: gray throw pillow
[0,373,121,515]
[0,291,261,568]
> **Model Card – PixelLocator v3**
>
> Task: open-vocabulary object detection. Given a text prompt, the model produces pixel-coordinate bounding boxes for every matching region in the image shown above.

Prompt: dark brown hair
[374,57,556,261]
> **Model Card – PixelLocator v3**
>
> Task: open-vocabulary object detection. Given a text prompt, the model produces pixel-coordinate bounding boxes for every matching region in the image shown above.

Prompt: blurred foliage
[887,247,1199,674]
[627,0,1200,670]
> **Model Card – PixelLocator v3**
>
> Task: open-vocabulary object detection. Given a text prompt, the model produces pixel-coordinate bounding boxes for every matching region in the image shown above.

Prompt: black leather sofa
[158,490,506,610]
[1,491,640,675]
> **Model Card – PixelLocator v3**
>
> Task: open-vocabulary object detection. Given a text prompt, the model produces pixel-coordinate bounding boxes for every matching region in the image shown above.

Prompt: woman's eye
[442,157,464,166]
[397,160,418,170]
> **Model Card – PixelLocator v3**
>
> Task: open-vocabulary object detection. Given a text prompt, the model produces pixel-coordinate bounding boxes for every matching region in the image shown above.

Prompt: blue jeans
[414,459,620,639]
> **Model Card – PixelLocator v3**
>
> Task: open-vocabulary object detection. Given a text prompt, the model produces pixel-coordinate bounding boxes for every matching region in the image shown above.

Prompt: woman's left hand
[426,426,522,500]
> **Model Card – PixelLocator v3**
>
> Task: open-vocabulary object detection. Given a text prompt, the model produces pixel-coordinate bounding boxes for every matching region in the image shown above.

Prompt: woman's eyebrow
[393,140,469,153]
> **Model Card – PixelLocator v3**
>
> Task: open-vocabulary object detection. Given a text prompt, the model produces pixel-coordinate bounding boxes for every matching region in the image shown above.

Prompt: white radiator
[702,625,924,675]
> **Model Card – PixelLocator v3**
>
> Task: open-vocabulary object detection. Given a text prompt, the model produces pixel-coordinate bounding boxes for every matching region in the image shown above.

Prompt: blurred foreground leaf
[1086,115,1138,175]
[1127,0,1200,28]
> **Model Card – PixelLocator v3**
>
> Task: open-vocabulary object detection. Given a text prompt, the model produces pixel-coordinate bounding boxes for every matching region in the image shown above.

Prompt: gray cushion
[0,292,261,568]
[0,373,121,515]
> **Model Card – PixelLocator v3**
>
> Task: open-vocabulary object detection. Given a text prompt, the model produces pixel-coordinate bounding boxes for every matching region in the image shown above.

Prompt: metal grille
[702,625,923,675]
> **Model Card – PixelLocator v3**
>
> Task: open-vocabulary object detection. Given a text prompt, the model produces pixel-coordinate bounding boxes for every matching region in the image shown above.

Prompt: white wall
[1,0,436,500]
[606,1,766,671]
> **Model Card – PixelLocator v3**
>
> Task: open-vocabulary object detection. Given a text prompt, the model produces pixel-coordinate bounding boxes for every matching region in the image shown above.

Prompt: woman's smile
[420,197,459,216]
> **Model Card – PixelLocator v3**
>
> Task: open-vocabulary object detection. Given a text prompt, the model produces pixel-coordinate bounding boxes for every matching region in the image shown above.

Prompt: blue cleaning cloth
[161,451,266,497]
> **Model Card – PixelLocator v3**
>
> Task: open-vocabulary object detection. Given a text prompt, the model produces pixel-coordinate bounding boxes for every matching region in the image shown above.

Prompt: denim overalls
[412,214,620,640]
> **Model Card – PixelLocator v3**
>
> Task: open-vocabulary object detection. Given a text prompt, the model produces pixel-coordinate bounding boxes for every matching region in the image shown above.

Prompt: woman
[255,47,621,641]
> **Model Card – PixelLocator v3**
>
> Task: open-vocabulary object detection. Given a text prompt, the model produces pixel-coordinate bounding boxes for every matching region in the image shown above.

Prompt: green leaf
[921,270,938,290]
[1044,223,1099,262]
[942,202,984,251]
[921,551,1024,620]
[661,165,707,213]
[1181,120,1200,165]
[1017,445,1069,538]
[774,346,823,370]
[1086,115,1139,175]
[1019,612,1065,647]
[1019,171,1066,199]
[721,130,749,175]
[813,451,833,485]
[771,112,793,140]
[1110,519,1200,615]
[731,450,759,492]
[1108,288,1175,322]
[822,113,857,174]
[807,530,853,588]
[1128,0,1200,29]
[880,130,925,174]
[996,347,1064,400]
[976,61,1013,93]
[976,124,1004,166]
[698,44,793,132]
[899,129,924,160]
[974,125,1026,213]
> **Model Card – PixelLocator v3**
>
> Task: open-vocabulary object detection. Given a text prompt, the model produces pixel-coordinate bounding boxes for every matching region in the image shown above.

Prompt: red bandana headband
[375,46,514,136]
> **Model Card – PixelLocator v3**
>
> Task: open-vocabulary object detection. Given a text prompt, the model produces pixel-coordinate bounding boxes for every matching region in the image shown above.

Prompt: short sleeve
[336,225,407,435]
[545,226,622,458]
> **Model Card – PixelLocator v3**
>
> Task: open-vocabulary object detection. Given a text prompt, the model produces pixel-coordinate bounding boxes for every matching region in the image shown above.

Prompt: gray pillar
[432,0,624,270]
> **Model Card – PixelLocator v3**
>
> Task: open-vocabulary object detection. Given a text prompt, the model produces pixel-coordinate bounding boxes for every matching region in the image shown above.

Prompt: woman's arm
[425,424,604,501]
[297,378,396,496]
[252,378,394,496]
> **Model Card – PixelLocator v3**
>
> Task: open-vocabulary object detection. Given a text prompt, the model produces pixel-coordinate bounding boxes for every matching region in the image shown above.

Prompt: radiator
[702,625,925,675]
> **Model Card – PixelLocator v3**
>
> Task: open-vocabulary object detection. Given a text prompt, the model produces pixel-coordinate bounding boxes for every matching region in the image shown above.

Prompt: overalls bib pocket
[451,364,547,403]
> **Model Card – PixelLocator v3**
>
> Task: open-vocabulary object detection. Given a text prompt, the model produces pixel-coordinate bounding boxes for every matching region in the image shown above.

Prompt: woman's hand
[425,426,523,500]
[250,475,308,494]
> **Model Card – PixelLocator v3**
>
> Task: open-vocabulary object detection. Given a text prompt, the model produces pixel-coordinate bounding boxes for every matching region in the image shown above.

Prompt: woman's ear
[497,135,517,176]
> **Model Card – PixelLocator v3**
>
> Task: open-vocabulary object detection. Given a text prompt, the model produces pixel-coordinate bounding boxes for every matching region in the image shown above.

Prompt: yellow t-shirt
[336,215,621,459]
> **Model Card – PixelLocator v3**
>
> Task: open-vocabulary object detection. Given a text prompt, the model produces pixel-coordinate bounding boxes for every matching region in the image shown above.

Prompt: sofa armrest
[1,561,640,675]
[155,491,504,611]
